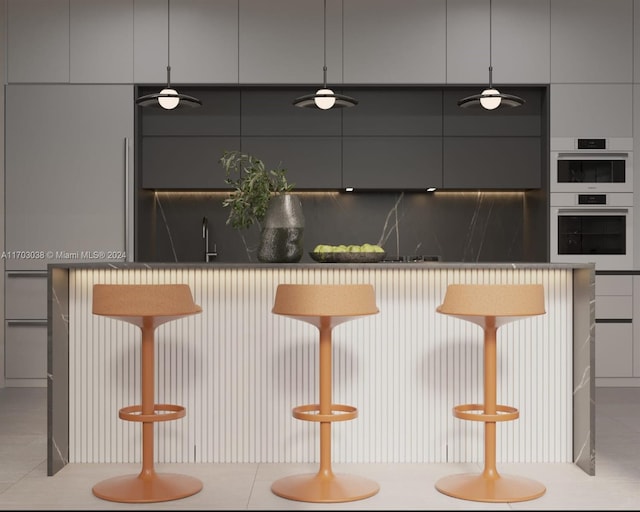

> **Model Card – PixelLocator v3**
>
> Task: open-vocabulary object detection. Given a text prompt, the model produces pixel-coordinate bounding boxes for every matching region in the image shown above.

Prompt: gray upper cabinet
[550,83,633,137]
[443,137,541,189]
[551,0,633,83]
[170,0,239,84]
[343,0,446,84]
[492,0,550,84]
[447,0,489,84]
[239,0,335,84]
[342,88,443,189]
[241,89,342,188]
[69,0,134,83]
[134,0,169,84]
[7,0,70,83]
[141,88,241,189]
[443,88,543,189]
[5,85,132,270]
[635,0,640,83]
[448,0,550,85]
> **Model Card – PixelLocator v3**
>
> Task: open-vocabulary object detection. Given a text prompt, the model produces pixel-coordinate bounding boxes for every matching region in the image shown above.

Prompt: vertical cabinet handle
[124,137,133,262]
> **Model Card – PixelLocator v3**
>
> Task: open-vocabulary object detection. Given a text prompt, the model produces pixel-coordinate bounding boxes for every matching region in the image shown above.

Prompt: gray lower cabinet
[595,274,635,383]
[5,84,132,271]
[4,272,48,386]
[4,84,132,385]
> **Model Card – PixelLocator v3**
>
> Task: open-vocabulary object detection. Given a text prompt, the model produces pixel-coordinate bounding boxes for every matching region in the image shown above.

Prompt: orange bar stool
[435,284,546,503]
[270,283,380,503]
[91,284,203,503]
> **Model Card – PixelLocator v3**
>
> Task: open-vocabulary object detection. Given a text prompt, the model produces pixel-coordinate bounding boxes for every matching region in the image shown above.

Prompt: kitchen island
[48,262,594,477]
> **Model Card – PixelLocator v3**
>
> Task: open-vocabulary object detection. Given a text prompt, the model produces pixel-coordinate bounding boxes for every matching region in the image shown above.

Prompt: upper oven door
[551,151,632,193]
[550,137,633,193]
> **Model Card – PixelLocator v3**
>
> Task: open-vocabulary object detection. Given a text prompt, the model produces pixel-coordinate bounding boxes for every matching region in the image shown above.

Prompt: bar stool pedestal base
[92,472,203,504]
[435,472,546,503]
[271,472,380,503]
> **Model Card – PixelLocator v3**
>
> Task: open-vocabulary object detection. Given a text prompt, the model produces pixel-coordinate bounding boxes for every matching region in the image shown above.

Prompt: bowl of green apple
[310,243,386,263]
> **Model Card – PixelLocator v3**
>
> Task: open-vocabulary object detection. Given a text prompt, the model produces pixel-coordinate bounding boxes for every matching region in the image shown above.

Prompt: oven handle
[557,208,631,214]
[555,152,630,158]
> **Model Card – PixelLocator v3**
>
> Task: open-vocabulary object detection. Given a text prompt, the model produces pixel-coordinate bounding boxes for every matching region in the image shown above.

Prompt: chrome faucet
[202,216,218,262]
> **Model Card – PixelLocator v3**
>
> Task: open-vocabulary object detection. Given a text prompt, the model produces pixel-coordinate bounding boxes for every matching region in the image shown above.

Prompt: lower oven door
[550,206,633,269]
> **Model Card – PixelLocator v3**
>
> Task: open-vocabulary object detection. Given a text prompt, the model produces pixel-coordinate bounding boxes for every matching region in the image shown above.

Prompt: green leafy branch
[219,150,294,230]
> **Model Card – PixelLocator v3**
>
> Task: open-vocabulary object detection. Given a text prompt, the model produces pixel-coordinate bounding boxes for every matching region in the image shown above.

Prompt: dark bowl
[309,251,386,263]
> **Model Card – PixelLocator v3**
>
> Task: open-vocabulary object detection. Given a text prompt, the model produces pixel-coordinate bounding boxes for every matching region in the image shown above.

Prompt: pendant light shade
[136,0,201,110]
[457,0,524,110]
[293,0,357,109]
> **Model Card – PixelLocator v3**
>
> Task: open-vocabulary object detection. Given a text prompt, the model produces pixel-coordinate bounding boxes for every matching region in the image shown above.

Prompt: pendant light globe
[157,88,180,110]
[313,88,337,110]
[479,88,502,110]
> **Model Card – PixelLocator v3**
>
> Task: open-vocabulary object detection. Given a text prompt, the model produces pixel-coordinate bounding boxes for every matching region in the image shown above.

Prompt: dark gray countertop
[49,261,595,271]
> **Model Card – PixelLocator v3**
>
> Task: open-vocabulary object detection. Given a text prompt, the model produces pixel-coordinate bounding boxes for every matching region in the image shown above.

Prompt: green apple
[361,243,374,252]
[336,244,348,252]
[372,245,385,253]
[313,244,332,253]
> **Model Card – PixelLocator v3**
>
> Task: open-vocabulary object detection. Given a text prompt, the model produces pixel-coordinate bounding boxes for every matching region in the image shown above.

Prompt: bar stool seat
[270,283,380,503]
[435,284,546,503]
[91,284,203,504]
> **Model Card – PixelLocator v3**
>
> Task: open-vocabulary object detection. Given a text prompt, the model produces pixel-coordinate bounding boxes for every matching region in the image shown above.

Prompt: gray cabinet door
[448,0,550,85]
[140,88,241,189]
[69,0,134,83]
[134,0,169,84]
[550,83,633,138]
[241,137,342,189]
[444,88,542,137]
[492,0,550,84]
[142,136,240,189]
[5,85,133,270]
[447,0,489,84]
[343,0,446,83]
[551,0,632,83]
[343,137,443,190]
[239,0,337,84]
[443,137,541,189]
[342,88,443,189]
[7,0,70,83]
[170,0,238,84]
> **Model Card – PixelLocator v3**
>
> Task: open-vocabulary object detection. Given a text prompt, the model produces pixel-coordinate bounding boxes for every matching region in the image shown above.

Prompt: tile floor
[0,387,638,510]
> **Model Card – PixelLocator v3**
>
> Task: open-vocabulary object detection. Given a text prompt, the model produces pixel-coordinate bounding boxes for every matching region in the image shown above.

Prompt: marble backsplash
[136,189,547,264]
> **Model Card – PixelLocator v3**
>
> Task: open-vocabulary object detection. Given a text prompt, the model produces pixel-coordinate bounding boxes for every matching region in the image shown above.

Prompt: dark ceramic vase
[257,194,305,263]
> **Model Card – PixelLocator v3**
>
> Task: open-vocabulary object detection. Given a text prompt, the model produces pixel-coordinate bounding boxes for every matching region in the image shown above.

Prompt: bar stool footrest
[453,403,519,422]
[292,403,358,422]
[119,403,186,422]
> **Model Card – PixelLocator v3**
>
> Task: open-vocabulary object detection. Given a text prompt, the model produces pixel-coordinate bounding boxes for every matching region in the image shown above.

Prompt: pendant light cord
[488,0,493,87]
[322,0,328,88]
[166,0,172,87]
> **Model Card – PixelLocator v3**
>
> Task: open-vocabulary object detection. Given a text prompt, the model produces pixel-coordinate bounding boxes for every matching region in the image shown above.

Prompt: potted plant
[219,150,304,262]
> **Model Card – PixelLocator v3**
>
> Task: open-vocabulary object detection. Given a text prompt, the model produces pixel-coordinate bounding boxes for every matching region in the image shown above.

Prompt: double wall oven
[550,138,633,270]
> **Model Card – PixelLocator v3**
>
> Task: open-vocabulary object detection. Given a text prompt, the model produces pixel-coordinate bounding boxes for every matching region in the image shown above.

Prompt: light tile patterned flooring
[0,387,638,510]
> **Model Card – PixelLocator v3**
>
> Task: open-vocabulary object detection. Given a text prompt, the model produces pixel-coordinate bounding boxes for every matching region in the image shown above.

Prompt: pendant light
[136,0,202,109]
[292,0,357,109]
[457,0,524,110]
